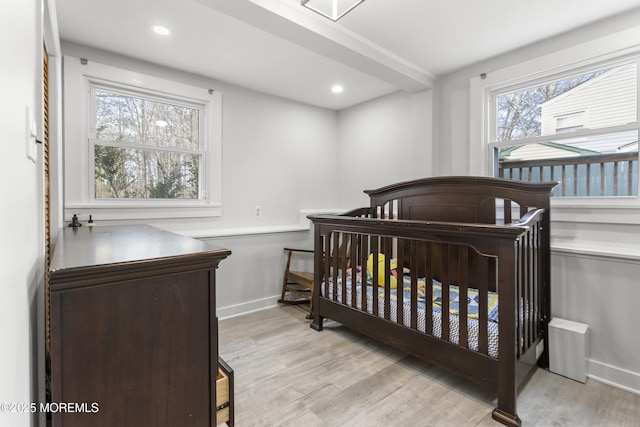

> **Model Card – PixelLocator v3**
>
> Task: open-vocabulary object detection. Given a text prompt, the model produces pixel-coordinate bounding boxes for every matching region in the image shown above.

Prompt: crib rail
[310,209,548,363]
[512,209,547,359]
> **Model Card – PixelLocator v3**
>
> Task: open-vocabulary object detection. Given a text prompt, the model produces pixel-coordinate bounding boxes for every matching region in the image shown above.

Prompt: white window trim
[63,56,222,221]
[469,28,640,224]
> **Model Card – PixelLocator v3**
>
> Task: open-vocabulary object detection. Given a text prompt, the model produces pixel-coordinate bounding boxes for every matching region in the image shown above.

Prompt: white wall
[337,90,433,207]
[0,0,45,425]
[435,9,640,393]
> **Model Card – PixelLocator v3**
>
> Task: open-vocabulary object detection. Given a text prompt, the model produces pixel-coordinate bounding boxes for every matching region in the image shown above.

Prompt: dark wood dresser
[49,225,233,426]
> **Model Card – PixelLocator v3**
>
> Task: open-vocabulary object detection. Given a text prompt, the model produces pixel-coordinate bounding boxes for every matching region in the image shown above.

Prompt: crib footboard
[309,208,549,427]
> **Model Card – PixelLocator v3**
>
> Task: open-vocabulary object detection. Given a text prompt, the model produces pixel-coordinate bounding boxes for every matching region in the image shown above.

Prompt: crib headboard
[360,176,558,286]
[364,176,556,224]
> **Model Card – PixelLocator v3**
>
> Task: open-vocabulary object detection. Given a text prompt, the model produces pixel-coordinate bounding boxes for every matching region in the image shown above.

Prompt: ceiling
[54,0,640,110]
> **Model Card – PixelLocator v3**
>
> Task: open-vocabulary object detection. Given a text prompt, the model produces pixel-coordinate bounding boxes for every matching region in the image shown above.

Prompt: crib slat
[504,199,512,224]
[516,237,524,357]
[410,240,418,330]
[478,256,489,355]
[527,227,535,347]
[441,244,450,342]
[527,229,534,350]
[522,231,529,355]
[360,234,369,314]
[324,233,332,302]
[425,242,434,336]
[350,234,357,308]
[459,247,469,349]
[334,233,341,304]
[372,238,379,316]
[534,223,541,338]
[520,205,528,218]
[530,228,537,346]
[383,237,391,321]
[396,238,404,325]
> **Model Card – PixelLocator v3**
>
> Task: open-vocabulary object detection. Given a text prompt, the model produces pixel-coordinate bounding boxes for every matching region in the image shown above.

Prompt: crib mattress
[322,275,500,358]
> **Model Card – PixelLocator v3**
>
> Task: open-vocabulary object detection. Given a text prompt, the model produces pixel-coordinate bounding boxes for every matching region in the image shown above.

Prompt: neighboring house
[499,141,599,161]
[619,140,640,152]
[500,63,638,196]
[501,63,637,161]
[540,63,636,140]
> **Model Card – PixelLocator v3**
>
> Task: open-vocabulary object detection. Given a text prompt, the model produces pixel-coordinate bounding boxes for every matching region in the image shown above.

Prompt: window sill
[551,241,640,262]
[177,209,347,239]
[64,202,221,221]
[550,201,640,225]
[178,224,310,239]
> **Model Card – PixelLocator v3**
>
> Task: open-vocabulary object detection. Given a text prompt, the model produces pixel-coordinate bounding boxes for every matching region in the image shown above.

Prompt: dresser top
[50,224,231,275]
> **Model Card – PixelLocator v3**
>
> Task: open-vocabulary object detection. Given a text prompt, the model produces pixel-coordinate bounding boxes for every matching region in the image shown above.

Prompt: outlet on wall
[255,205,261,217]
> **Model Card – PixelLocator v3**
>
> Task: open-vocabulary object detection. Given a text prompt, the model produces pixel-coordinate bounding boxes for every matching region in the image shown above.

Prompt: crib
[309,176,557,427]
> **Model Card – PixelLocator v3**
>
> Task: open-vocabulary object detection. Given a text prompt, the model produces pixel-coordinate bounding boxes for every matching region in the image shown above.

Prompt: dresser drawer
[216,358,234,426]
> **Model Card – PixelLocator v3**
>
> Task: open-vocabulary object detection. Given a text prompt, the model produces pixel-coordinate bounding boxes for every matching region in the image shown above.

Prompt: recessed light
[151,25,171,36]
[331,85,344,94]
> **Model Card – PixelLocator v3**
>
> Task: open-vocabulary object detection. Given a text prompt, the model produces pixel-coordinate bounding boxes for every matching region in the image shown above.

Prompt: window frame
[487,57,639,199]
[470,47,640,217]
[88,82,207,201]
[63,56,222,221]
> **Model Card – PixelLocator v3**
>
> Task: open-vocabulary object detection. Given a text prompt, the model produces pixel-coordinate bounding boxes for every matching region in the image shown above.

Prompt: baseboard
[217,295,280,320]
[588,359,640,396]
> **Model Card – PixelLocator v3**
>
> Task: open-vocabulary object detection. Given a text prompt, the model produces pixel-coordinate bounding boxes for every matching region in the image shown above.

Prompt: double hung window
[489,59,639,197]
[63,57,222,220]
[91,86,204,200]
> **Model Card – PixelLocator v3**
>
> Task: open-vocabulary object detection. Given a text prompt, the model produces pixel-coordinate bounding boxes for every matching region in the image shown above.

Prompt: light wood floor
[218,305,640,427]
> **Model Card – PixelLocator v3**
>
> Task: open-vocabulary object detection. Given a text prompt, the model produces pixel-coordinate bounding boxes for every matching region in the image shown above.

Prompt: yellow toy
[366,253,398,289]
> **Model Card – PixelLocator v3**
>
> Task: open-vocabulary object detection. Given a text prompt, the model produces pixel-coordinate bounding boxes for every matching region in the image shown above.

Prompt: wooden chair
[278,248,315,319]
[278,235,355,319]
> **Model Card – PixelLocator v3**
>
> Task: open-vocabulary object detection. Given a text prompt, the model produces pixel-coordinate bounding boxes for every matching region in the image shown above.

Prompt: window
[555,112,585,134]
[489,60,639,197]
[63,57,222,220]
[91,86,204,200]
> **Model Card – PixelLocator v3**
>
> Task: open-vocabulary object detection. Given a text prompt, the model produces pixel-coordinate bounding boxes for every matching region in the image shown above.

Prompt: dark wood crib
[309,176,557,427]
